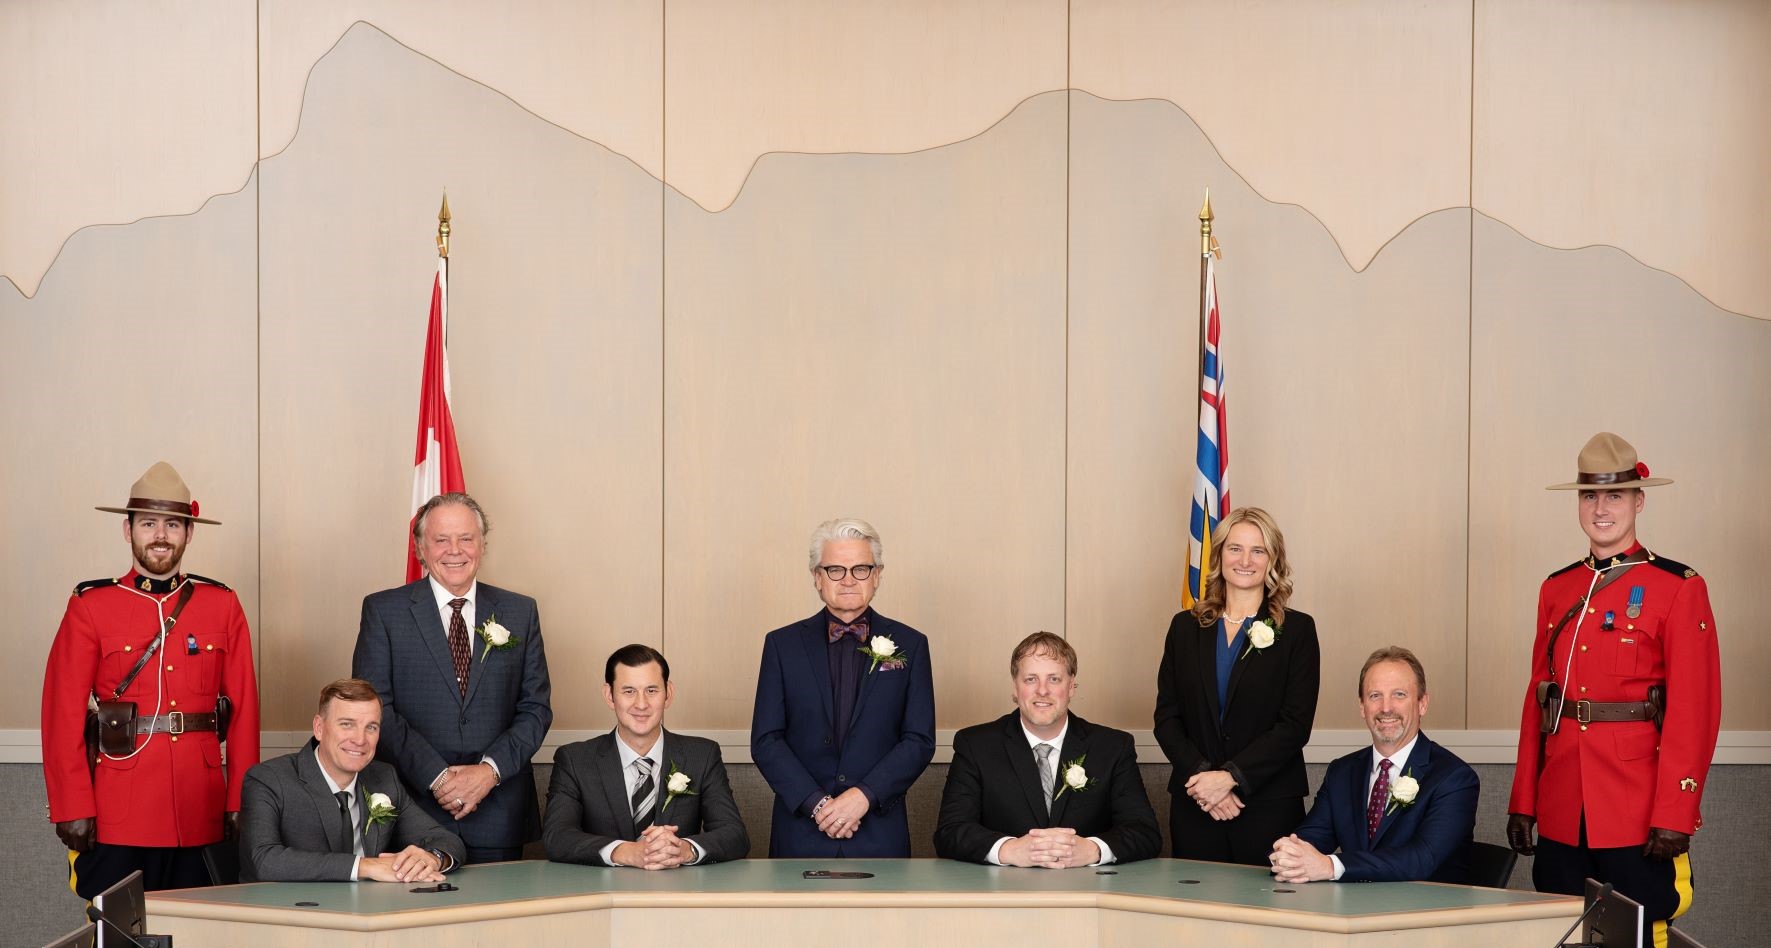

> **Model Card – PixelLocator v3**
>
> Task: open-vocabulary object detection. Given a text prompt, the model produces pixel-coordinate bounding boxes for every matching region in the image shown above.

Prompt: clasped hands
[1185,769,1244,821]
[999,828,1101,869]
[1268,833,1334,883]
[611,824,696,870]
[434,762,498,820]
[813,788,870,839]
[359,845,447,883]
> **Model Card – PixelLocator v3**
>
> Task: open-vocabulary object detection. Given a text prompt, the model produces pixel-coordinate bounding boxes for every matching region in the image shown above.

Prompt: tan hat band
[126,497,193,516]
[1575,470,1642,487]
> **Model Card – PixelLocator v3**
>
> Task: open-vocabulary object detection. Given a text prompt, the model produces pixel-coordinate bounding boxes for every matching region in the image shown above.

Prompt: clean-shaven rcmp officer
[1507,433,1721,948]
[41,462,262,899]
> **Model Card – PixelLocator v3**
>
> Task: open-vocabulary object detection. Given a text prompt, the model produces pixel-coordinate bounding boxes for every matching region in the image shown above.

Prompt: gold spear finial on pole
[436,191,451,258]
[1199,188,1219,258]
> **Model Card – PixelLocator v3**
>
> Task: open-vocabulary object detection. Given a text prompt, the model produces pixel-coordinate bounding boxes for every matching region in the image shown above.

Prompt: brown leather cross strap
[1559,699,1653,724]
[136,711,220,734]
[1544,549,1649,674]
[111,582,196,699]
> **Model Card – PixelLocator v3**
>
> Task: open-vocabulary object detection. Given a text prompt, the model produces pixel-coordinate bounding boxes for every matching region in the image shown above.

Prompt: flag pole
[1197,188,1213,399]
[436,191,451,258]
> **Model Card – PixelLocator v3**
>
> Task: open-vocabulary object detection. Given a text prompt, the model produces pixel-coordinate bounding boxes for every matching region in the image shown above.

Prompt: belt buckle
[1575,700,1592,725]
[167,711,185,735]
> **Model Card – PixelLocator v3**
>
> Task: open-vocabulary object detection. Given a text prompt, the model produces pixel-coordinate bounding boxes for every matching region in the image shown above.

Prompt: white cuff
[686,838,707,865]
[1330,854,1345,881]
[598,840,623,866]
[1089,837,1115,866]
[480,757,501,781]
[349,856,360,882]
[985,837,1013,866]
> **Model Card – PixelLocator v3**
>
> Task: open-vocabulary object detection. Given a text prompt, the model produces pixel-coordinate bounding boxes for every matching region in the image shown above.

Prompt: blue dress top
[1215,616,1252,720]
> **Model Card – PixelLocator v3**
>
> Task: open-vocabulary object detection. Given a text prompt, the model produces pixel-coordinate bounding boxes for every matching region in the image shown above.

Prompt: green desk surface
[149,858,1577,923]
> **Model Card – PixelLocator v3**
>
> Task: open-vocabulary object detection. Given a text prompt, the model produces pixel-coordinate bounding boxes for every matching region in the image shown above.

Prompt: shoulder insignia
[1645,556,1697,580]
[1547,560,1584,579]
[72,578,118,597]
[184,573,233,592]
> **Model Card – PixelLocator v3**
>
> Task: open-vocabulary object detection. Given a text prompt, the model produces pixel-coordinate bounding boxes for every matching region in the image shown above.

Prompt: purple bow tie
[828,619,869,643]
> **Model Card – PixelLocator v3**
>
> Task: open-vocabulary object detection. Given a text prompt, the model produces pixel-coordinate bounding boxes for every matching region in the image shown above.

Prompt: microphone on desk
[84,906,171,948]
[1550,881,1612,948]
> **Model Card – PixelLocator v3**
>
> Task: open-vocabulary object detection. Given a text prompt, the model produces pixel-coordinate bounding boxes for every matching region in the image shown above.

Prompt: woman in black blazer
[1153,506,1320,865]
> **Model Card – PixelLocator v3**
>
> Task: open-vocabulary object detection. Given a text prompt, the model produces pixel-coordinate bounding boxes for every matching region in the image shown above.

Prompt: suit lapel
[1373,737,1433,846]
[846,614,887,733]
[796,614,836,727]
[596,733,638,839]
[462,585,496,708]
[361,770,391,856]
[1049,715,1085,827]
[1222,603,1269,711]
[1197,621,1223,724]
[296,742,352,854]
[408,581,464,708]
[1346,749,1374,852]
[1002,715,1050,828]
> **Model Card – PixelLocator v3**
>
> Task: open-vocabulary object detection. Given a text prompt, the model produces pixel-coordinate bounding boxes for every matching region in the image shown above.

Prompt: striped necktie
[632,757,657,832]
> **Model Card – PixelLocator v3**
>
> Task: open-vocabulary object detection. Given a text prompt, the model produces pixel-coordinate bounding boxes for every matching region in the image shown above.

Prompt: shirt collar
[313,746,359,796]
[1021,715,1070,751]
[1371,734,1421,775]
[615,730,663,770]
[429,575,478,609]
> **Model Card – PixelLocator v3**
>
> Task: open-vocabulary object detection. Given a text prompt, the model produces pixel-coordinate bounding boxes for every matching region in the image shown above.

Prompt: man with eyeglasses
[751,518,936,857]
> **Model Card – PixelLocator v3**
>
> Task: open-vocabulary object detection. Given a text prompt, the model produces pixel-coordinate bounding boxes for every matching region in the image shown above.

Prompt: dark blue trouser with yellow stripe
[1534,822,1694,948]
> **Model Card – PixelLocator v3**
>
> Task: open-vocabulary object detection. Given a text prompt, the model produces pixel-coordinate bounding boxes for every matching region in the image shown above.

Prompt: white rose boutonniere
[1052,754,1096,800]
[1385,770,1420,815]
[859,634,908,673]
[1238,619,1282,660]
[366,792,398,826]
[476,616,519,661]
[660,761,698,815]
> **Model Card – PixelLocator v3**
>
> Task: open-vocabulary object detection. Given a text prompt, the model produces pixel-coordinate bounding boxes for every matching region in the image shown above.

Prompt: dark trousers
[464,845,525,864]
[71,843,211,902]
[1534,820,1693,947]
[1169,795,1305,866]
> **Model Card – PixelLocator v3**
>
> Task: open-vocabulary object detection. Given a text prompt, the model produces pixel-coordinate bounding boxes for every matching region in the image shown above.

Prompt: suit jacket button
[838,774,847,783]
[823,737,831,745]
[459,715,468,724]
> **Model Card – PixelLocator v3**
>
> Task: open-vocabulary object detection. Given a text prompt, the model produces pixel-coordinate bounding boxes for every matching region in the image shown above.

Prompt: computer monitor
[1583,877,1645,947]
[1666,924,1709,948]
[90,868,145,948]
[43,921,96,948]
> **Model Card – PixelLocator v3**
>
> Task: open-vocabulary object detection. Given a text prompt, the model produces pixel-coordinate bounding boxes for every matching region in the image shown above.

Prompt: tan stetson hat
[1546,432,1673,491]
[95,461,222,524]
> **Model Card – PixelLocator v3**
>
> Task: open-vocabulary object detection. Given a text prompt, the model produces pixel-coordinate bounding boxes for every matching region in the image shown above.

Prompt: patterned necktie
[1366,758,1392,841]
[632,757,657,832]
[1034,743,1056,815]
[828,618,869,643]
[447,597,471,698]
[335,790,357,854]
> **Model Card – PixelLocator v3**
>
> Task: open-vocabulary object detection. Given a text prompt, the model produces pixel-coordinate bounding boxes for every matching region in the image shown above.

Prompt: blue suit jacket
[750,609,935,856]
[352,580,553,850]
[1294,731,1477,883]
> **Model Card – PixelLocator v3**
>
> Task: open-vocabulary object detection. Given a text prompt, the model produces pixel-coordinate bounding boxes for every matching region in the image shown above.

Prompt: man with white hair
[751,519,936,857]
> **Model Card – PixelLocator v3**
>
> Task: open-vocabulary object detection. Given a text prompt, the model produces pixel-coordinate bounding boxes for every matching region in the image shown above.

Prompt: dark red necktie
[828,618,869,643]
[448,598,472,698]
[1366,758,1392,841]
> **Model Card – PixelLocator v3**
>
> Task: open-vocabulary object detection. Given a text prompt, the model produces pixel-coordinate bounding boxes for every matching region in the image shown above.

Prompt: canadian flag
[408,256,465,581]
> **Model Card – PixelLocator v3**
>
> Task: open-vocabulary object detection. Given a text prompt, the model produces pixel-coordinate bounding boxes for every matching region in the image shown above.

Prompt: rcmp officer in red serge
[40,462,262,899]
[1507,433,1720,948]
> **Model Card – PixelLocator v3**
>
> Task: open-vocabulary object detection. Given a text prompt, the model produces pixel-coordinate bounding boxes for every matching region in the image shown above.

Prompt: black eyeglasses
[818,564,878,580]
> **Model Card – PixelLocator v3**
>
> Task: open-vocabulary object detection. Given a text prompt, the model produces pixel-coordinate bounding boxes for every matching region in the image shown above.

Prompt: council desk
[146,859,1580,947]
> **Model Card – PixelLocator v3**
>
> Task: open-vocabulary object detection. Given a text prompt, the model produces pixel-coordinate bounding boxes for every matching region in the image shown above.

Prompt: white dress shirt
[425,577,501,786]
[1328,734,1420,881]
[597,733,707,867]
[984,718,1116,866]
[314,748,365,881]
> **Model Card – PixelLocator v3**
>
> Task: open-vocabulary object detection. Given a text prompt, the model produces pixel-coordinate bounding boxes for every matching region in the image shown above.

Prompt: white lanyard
[99,581,183,761]
[1548,561,1628,735]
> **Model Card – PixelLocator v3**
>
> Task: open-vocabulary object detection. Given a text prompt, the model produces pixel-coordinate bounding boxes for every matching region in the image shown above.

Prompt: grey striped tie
[1034,743,1055,814]
[632,757,657,832]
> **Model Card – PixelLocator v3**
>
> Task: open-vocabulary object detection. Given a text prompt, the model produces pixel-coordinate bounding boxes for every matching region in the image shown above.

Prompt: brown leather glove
[55,818,96,853]
[1642,827,1690,861]
[223,811,240,841]
[1505,813,1536,856]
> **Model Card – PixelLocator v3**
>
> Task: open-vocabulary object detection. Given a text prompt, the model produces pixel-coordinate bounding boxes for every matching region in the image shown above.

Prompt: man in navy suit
[751,518,935,856]
[353,492,553,863]
[1269,646,1477,883]
[935,632,1161,866]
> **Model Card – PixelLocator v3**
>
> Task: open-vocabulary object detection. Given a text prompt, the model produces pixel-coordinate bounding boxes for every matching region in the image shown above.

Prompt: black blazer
[934,711,1162,864]
[543,729,749,866]
[1152,603,1320,801]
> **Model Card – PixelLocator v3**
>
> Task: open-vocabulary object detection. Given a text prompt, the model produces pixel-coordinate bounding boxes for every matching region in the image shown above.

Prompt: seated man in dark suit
[240,679,465,882]
[1269,646,1478,883]
[935,632,1162,867]
[544,645,748,868]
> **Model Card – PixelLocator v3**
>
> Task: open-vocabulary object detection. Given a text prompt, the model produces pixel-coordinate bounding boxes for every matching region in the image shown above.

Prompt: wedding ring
[455,798,464,806]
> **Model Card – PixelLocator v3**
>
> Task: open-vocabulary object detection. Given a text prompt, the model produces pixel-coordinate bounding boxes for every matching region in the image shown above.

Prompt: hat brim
[95,504,222,525]
[1545,476,1673,491]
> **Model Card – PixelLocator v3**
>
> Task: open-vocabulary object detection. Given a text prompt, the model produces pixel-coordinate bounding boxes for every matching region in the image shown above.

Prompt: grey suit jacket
[239,739,466,882]
[352,579,553,849]
[543,729,749,866]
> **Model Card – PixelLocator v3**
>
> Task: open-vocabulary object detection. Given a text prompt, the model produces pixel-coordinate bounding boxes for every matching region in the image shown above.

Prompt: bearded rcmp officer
[41,462,261,899]
[1507,433,1720,947]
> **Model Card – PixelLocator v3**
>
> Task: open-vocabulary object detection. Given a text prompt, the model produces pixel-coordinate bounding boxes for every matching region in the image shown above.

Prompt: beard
[132,534,187,577]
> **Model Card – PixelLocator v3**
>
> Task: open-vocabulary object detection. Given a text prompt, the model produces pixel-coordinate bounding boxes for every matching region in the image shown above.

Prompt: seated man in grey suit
[240,679,465,882]
[544,645,748,868]
[935,632,1162,867]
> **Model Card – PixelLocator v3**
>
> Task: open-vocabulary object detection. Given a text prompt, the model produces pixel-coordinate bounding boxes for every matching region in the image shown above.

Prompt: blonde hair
[1192,506,1294,627]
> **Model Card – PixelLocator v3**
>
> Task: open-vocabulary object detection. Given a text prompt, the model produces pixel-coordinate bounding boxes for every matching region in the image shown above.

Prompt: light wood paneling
[257,25,663,729]
[1466,214,1771,729]
[661,92,1069,730]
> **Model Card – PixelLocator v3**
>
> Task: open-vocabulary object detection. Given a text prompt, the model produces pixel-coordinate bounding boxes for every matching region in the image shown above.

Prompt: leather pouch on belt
[1535,680,1561,734]
[96,700,139,755]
